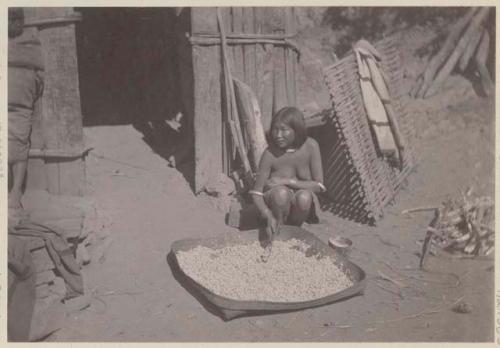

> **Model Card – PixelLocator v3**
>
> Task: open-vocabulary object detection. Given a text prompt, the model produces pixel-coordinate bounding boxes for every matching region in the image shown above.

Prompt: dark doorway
[75,7,179,126]
[74,8,195,190]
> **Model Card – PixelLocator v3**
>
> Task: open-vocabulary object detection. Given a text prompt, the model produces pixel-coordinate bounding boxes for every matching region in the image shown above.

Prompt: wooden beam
[25,7,85,196]
[191,8,223,192]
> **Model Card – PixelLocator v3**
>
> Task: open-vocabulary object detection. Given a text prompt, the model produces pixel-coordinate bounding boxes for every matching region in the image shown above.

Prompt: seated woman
[250,106,326,237]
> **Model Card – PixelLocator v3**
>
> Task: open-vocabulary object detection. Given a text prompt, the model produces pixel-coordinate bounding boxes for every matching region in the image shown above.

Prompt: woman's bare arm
[250,150,273,218]
[309,137,324,184]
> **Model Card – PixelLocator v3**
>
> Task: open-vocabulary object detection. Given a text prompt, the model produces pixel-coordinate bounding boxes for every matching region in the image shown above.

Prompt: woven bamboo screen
[314,35,414,224]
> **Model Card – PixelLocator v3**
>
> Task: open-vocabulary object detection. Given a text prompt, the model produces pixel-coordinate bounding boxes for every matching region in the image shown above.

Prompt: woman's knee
[269,186,292,207]
[294,190,313,210]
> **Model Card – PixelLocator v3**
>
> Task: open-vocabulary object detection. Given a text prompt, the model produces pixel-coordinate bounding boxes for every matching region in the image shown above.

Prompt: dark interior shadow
[74,7,196,191]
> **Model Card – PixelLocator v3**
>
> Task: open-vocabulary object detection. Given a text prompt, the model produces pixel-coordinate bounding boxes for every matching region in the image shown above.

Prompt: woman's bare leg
[266,186,293,225]
[288,189,313,226]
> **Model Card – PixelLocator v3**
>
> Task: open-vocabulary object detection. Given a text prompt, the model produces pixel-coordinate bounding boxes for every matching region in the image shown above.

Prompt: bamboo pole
[474,30,493,95]
[414,7,478,98]
[29,147,92,159]
[188,37,301,53]
[458,27,483,71]
[424,7,491,98]
[194,32,296,39]
[216,8,252,176]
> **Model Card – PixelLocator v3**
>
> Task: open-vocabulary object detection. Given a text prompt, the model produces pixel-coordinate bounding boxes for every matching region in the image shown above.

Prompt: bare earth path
[52,83,494,342]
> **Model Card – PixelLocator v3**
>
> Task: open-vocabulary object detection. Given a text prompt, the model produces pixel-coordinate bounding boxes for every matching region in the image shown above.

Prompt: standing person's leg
[288,189,313,226]
[8,68,44,211]
[9,161,28,210]
[8,108,32,210]
[264,186,294,225]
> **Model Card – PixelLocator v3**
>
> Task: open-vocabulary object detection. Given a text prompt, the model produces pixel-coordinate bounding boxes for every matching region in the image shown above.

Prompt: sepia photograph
[5,5,496,342]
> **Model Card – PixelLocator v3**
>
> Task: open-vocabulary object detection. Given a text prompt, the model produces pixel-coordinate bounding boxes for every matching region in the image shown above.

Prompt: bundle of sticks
[411,7,493,99]
[418,191,494,268]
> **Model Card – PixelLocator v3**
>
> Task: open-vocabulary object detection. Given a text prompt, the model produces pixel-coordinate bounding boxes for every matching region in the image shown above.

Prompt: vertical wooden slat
[254,7,265,123]
[291,7,298,105]
[221,7,234,68]
[229,7,250,149]
[243,7,257,94]
[231,7,244,82]
[261,8,287,116]
[272,47,287,114]
[261,44,274,131]
[220,7,235,169]
[254,8,272,131]
[191,8,223,192]
[260,8,286,131]
[284,7,296,106]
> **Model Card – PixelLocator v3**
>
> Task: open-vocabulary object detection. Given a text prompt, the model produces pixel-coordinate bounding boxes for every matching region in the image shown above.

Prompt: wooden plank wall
[23,7,85,196]
[191,7,298,193]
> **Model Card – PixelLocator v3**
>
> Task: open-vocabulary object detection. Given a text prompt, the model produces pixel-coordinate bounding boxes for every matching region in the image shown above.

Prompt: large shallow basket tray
[170,225,366,320]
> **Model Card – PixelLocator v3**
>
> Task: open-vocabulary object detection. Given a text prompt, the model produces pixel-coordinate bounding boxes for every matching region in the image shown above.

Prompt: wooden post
[24,7,85,196]
[191,8,223,193]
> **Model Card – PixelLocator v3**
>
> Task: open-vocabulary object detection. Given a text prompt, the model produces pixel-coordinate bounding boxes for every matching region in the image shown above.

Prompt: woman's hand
[263,210,278,240]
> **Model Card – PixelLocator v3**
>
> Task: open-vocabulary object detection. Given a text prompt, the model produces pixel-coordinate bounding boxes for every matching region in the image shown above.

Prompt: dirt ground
[48,25,495,342]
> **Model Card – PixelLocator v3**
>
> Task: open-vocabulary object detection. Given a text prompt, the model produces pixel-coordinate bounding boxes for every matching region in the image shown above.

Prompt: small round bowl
[328,236,353,255]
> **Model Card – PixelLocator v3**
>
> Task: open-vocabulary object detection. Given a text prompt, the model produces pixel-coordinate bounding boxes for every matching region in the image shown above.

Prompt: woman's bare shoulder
[305,137,320,150]
[261,147,275,161]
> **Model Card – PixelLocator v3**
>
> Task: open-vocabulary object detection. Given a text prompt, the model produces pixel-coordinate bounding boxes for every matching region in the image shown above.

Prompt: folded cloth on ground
[9,220,84,299]
[8,235,36,341]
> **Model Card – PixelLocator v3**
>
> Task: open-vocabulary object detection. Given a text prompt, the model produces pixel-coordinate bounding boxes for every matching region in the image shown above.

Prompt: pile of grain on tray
[176,238,353,302]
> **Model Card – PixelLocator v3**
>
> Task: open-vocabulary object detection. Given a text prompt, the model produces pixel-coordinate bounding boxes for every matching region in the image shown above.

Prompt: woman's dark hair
[9,8,24,38]
[270,106,307,148]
